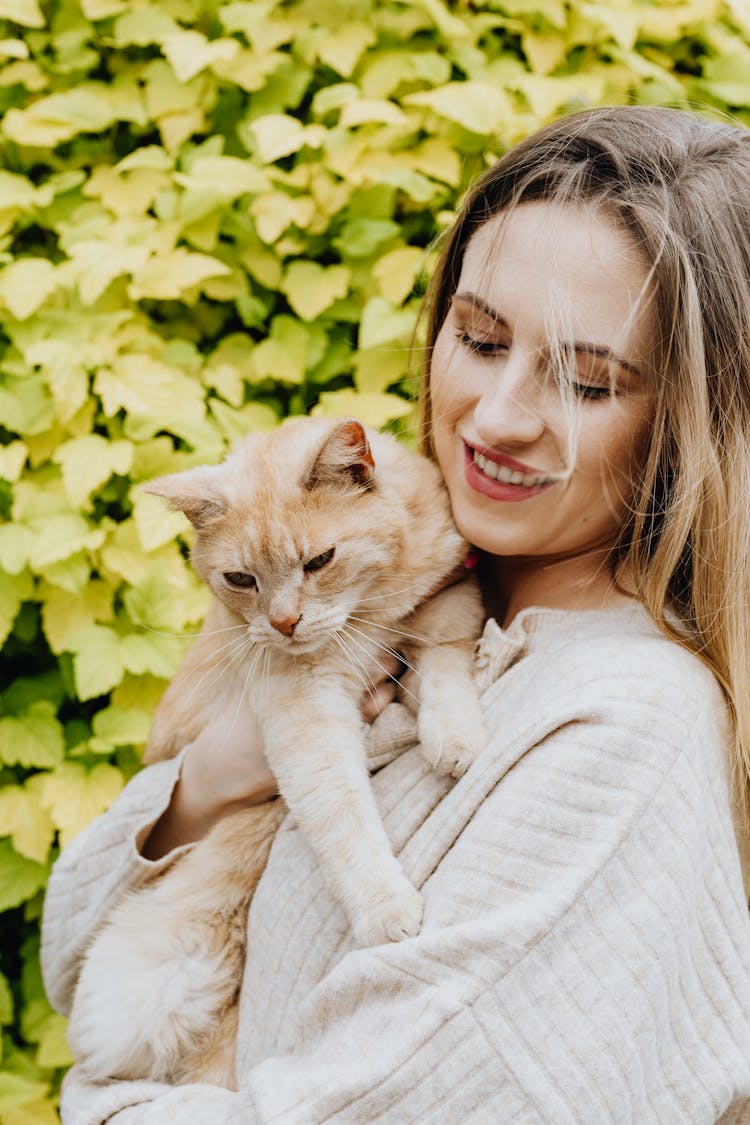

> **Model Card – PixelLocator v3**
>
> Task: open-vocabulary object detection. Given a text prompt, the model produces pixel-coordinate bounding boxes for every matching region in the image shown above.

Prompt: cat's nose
[270,612,301,636]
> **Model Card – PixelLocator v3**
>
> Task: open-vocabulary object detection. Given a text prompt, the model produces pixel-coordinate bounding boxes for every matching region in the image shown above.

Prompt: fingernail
[464,550,480,570]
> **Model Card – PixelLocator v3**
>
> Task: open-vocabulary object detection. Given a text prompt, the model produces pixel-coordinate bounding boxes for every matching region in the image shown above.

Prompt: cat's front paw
[418,707,486,780]
[352,879,423,947]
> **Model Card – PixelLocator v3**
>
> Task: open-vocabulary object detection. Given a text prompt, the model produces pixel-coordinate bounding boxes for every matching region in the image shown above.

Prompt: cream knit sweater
[41,604,750,1124]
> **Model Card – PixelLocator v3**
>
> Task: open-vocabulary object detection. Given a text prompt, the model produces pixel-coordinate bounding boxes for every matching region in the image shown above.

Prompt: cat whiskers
[223,642,266,742]
[347,615,439,650]
[129,616,249,640]
[183,631,257,704]
[331,632,380,701]
[339,624,422,710]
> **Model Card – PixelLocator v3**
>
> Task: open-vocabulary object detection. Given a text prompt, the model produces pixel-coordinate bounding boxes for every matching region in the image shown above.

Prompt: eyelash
[454,329,613,402]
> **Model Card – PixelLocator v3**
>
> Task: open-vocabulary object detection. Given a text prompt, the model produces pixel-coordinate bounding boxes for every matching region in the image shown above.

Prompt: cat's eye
[304,547,335,572]
[223,571,257,589]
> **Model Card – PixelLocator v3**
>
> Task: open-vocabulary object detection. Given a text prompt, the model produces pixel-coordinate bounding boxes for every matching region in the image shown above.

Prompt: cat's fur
[66,418,486,1088]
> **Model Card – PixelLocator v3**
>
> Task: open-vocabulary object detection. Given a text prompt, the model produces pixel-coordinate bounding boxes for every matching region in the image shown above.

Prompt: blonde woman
[43,106,750,1122]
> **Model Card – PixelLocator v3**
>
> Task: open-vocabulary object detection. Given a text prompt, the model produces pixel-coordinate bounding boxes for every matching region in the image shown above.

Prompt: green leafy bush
[0,0,748,1117]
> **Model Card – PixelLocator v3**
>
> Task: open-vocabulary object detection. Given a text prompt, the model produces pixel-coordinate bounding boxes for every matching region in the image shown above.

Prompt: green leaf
[0,0,44,29]
[251,316,310,383]
[52,435,133,510]
[0,569,33,647]
[0,261,57,321]
[404,81,513,135]
[65,624,126,701]
[313,389,413,428]
[0,973,13,1024]
[0,703,65,770]
[281,261,350,320]
[38,762,124,847]
[359,296,417,349]
[0,782,55,865]
[89,706,150,753]
[0,841,47,913]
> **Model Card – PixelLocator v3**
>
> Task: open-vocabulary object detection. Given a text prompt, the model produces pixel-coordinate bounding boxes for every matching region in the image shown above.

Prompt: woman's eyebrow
[452,290,642,378]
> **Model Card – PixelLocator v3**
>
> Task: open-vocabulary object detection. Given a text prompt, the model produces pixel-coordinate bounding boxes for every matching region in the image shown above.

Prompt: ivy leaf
[40,579,114,655]
[0,703,64,770]
[65,624,126,701]
[359,296,417,349]
[0,972,13,1023]
[281,261,350,320]
[0,441,28,482]
[251,316,310,383]
[313,389,413,428]
[404,81,513,135]
[89,706,151,753]
[0,840,48,913]
[0,783,55,864]
[128,249,231,300]
[0,0,44,29]
[162,30,239,83]
[120,631,185,679]
[52,435,133,509]
[38,762,124,847]
[0,569,33,647]
[0,261,57,321]
[131,490,190,553]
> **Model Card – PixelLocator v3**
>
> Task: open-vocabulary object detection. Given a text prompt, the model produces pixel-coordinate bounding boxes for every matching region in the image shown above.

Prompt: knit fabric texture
[41,604,750,1124]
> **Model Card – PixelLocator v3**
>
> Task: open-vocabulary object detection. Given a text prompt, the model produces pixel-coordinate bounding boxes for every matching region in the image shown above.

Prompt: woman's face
[430,202,656,570]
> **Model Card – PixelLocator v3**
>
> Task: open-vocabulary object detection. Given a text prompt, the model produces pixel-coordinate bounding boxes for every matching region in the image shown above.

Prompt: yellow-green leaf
[0,840,47,912]
[0,260,57,320]
[281,261,350,320]
[0,0,44,28]
[0,568,33,647]
[359,296,417,349]
[40,579,113,655]
[0,783,55,864]
[38,762,124,847]
[66,624,126,700]
[0,703,65,770]
[53,435,134,509]
[89,706,151,753]
[313,389,413,428]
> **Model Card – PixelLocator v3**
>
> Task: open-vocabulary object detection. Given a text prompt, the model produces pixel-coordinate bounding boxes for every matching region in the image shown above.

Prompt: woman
[42,105,750,1122]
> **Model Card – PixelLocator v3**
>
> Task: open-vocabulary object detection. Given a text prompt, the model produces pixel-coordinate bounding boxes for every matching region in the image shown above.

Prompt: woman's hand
[141,656,404,861]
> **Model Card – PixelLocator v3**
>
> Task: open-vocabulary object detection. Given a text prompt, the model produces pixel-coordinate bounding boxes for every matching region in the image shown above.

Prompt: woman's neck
[481,549,638,628]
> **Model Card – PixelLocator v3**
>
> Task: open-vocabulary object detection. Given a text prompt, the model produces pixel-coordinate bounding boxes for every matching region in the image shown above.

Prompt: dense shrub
[0,0,748,1117]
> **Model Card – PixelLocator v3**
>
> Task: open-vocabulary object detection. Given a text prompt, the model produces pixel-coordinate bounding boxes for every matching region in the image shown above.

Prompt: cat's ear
[304,419,375,491]
[143,466,226,529]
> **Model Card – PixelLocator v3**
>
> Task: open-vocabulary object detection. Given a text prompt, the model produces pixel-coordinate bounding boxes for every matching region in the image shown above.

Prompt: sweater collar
[474,601,657,691]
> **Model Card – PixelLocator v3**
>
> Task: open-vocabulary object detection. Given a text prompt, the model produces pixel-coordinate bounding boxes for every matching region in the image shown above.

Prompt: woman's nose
[472,349,546,448]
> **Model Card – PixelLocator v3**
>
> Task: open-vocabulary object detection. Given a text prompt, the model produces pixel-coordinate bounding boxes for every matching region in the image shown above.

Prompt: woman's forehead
[457,202,656,361]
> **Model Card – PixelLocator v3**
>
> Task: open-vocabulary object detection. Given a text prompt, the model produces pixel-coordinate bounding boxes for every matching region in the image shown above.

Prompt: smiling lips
[463,442,560,502]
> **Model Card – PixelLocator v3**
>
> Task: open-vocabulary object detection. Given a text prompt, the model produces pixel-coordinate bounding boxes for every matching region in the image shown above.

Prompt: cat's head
[145,418,449,655]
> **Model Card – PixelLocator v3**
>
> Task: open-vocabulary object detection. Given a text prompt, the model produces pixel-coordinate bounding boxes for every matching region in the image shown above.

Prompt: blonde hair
[420,105,750,831]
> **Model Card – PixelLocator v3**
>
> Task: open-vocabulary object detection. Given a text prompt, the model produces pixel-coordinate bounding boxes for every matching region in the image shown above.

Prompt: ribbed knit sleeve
[58,644,750,1123]
[41,750,189,1016]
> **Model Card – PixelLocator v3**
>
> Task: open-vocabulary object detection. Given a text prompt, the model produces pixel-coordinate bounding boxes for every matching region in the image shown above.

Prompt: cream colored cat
[67,417,486,1089]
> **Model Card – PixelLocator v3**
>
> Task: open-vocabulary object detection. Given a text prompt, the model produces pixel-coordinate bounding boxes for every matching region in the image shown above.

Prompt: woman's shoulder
[480,601,729,746]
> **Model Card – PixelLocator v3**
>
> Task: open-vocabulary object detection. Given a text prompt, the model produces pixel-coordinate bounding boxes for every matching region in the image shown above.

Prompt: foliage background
[0,0,748,1117]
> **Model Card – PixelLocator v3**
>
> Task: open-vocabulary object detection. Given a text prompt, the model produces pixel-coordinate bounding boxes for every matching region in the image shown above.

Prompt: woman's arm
[40,712,276,1017]
[41,659,404,1017]
[57,691,750,1124]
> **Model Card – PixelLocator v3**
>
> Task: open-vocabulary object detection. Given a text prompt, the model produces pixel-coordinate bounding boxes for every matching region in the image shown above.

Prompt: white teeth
[473,450,553,488]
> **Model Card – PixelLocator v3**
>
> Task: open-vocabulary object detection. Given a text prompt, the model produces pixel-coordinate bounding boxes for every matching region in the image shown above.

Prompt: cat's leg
[262,682,422,947]
[401,579,487,779]
[67,800,285,1086]
[405,642,487,779]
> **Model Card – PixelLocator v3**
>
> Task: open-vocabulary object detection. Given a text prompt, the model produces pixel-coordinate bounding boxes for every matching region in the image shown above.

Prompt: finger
[361,680,398,724]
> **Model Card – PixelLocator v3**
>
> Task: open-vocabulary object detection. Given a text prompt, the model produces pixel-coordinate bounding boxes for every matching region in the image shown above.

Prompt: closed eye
[304,547,335,572]
[455,328,507,357]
